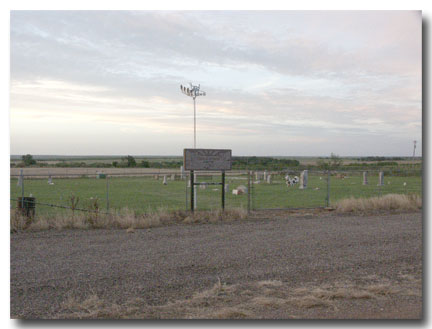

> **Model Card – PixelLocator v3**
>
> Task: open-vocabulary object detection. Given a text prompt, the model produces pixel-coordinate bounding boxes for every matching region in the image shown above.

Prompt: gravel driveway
[10,211,422,319]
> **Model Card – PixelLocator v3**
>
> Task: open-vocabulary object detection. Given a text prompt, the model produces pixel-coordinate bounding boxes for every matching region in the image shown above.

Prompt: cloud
[9,11,422,156]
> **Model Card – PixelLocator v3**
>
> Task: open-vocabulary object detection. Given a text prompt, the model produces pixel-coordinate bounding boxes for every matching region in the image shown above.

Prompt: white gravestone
[163,175,167,185]
[266,174,272,184]
[378,171,384,186]
[299,170,308,189]
[363,171,368,185]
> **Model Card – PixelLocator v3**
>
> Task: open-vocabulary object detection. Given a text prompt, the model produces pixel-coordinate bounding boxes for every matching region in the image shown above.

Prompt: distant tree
[122,155,137,167]
[140,160,150,168]
[22,154,36,166]
[112,161,118,167]
[329,153,343,168]
[316,153,342,170]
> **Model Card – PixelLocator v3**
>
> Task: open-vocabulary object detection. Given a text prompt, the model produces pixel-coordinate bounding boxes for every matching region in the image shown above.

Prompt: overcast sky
[10,10,422,156]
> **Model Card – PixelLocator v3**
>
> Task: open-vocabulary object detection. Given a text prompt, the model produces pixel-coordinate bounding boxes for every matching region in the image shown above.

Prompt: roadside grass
[56,274,421,319]
[10,192,421,232]
[10,207,249,232]
[10,172,421,216]
[334,193,422,213]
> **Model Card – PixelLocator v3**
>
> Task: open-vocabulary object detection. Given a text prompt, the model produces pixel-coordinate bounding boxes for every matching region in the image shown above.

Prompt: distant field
[10,167,187,177]
[10,155,422,167]
[10,156,182,165]
[10,171,422,216]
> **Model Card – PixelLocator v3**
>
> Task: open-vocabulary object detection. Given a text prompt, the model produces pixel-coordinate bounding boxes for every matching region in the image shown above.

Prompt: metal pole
[221,171,225,210]
[106,175,109,213]
[193,97,197,210]
[251,171,254,211]
[194,172,197,210]
[185,172,188,211]
[193,96,196,149]
[326,170,330,207]
[190,170,194,212]
[20,169,24,211]
[247,170,251,213]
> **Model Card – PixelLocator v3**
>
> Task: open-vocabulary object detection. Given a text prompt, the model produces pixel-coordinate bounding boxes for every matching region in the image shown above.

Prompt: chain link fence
[249,169,422,210]
[10,168,422,217]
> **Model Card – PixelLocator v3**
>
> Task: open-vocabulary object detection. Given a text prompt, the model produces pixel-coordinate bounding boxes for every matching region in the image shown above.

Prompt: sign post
[184,149,232,212]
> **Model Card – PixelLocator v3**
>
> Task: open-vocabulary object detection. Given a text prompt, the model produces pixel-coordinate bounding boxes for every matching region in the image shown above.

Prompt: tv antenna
[180,82,206,148]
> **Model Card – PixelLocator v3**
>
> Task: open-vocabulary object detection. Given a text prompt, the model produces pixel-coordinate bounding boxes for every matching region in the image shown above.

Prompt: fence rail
[10,168,422,218]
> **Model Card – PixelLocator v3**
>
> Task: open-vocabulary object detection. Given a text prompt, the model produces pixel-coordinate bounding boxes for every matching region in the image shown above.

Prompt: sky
[9,10,422,156]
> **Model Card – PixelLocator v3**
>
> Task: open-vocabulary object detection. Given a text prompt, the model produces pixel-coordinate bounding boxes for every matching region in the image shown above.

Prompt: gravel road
[11,211,422,319]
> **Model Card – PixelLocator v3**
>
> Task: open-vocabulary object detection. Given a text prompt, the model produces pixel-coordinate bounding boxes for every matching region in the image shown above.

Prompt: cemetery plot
[10,171,422,215]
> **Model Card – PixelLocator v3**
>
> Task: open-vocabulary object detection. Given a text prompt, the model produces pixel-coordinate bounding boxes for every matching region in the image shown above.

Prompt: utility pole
[413,140,417,158]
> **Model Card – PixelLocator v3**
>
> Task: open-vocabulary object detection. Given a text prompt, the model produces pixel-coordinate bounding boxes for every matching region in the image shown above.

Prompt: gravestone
[378,171,384,186]
[163,175,167,185]
[266,174,272,184]
[237,185,247,194]
[171,174,175,181]
[180,166,185,180]
[363,171,368,185]
[299,170,308,189]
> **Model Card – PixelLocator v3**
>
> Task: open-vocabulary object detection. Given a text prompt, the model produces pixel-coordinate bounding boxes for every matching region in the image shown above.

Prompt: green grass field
[10,171,422,216]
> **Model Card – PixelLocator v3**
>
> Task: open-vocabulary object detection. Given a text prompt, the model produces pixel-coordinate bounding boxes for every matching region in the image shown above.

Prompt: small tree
[22,154,36,166]
[316,153,343,170]
[140,160,150,168]
[122,155,137,167]
[329,153,343,168]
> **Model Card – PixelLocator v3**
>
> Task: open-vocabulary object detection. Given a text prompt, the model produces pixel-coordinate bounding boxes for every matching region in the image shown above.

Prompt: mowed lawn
[10,172,422,215]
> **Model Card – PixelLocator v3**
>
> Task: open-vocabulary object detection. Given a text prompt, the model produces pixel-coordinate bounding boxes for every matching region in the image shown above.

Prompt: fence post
[20,169,24,203]
[190,170,194,212]
[185,172,188,211]
[251,171,255,210]
[221,170,225,210]
[326,170,330,207]
[194,172,197,210]
[106,175,109,213]
[247,170,251,214]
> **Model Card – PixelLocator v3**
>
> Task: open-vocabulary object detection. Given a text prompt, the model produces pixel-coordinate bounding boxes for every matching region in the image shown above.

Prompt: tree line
[12,154,417,170]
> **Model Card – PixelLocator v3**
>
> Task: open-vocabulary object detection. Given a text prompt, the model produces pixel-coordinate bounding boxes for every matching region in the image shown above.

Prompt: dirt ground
[10,211,422,319]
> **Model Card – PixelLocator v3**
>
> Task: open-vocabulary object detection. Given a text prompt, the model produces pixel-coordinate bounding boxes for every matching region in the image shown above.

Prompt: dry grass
[56,272,420,319]
[10,207,248,232]
[334,193,421,213]
[288,295,332,309]
[10,209,30,232]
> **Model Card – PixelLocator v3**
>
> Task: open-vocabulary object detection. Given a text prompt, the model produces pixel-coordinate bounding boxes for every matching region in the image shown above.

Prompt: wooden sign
[183,149,232,171]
